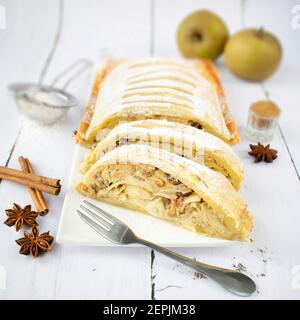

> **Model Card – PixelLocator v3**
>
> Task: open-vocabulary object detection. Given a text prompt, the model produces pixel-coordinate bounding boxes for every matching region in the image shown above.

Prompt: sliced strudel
[76,145,252,241]
[80,119,243,189]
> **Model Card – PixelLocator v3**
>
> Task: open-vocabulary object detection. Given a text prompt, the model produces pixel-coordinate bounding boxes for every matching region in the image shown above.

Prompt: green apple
[177,10,229,60]
[224,28,282,81]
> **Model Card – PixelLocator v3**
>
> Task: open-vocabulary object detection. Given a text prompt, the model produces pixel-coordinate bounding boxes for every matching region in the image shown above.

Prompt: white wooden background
[0,0,299,300]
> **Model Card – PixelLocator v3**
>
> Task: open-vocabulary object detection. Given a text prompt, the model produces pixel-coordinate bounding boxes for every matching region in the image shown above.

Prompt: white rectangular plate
[57,145,242,247]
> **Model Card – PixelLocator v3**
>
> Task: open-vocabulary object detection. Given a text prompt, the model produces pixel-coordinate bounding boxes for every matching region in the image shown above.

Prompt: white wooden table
[0,0,299,300]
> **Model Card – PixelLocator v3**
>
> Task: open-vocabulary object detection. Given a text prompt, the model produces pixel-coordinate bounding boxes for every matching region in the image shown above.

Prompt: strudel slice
[80,119,243,189]
[75,58,239,146]
[76,145,252,241]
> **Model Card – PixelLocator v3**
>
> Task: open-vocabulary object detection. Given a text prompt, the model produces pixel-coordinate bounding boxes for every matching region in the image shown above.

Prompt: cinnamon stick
[0,166,60,188]
[0,173,61,195]
[18,157,49,215]
[26,159,49,215]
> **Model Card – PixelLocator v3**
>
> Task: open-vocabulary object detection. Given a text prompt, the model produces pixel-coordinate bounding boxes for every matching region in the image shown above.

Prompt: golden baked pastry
[76,145,252,241]
[80,119,243,189]
[75,58,239,146]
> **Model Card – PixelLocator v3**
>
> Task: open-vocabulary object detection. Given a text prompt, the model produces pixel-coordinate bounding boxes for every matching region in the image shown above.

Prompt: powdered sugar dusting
[87,58,230,140]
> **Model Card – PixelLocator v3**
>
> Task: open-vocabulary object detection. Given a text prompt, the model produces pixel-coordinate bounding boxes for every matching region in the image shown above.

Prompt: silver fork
[77,200,256,297]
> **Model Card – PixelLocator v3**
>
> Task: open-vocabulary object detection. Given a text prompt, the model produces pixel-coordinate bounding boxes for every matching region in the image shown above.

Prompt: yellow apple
[224,28,282,81]
[177,10,229,60]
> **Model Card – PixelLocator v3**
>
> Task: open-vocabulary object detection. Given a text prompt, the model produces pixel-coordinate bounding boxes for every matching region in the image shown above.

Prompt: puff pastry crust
[80,119,243,189]
[75,58,239,146]
[76,145,252,241]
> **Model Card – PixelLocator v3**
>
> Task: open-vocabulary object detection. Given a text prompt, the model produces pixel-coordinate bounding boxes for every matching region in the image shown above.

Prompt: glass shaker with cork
[246,100,281,143]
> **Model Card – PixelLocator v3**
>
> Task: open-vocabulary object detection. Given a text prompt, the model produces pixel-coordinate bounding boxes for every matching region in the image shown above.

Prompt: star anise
[4,203,38,231]
[248,143,278,163]
[16,226,54,258]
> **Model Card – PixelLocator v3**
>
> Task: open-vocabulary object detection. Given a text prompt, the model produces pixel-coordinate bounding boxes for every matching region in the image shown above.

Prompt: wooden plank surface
[0,0,299,299]
[0,0,59,165]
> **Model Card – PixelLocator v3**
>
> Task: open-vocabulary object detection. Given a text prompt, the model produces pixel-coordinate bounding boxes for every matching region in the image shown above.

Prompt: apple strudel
[75,58,239,146]
[80,119,243,189]
[76,145,252,241]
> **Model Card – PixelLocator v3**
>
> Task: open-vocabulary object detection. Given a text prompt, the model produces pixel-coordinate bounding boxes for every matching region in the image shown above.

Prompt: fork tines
[76,200,127,243]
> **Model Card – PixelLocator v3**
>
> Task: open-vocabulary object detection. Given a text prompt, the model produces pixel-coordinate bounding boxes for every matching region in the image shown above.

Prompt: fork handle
[136,238,256,297]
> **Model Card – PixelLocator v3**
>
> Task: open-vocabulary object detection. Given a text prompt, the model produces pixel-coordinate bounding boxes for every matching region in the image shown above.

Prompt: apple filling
[88,137,231,183]
[84,163,239,239]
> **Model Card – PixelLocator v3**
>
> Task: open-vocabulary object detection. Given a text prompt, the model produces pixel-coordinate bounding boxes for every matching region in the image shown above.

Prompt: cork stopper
[250,100,281,118]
